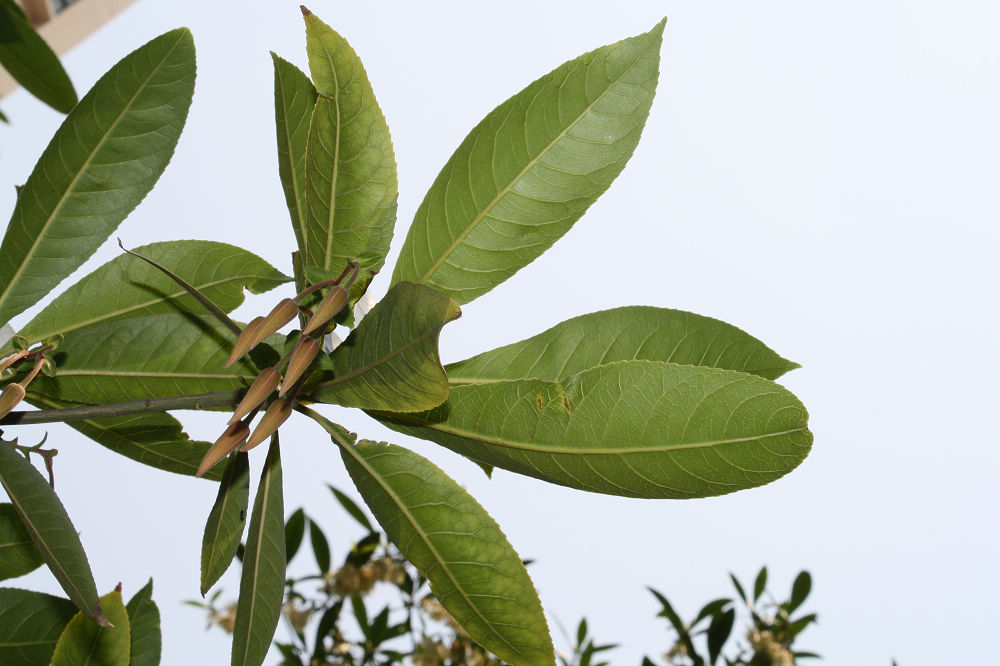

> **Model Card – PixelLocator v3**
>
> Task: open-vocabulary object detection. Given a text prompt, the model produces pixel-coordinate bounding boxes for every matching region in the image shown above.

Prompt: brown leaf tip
[300,5,311,16]
[114,582,122,593]
[92,601,114,627]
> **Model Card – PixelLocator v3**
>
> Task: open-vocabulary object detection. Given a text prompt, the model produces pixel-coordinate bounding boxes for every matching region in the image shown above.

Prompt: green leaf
[201,453,251,596]
[753,566,767,602]
[51,587,130,666]
[729,573,747,603]
[392,19,664,304]
[0,503,43,580]
[12,241,287,352]
[327,484,372,532]
[308,519,330,573]
[374,360,812,499]
[789,570,812,612]
[272,53,318,253]
[27,313,255,405]
[310,282,460,411]
[447,306,799,385]
[0,443,105,624]
[0,29,196,328]
[284,508,306,565]
[125,579,161,666]
[25,395,226,481]
[232,435,285,666]
[706,608,734,666]
[301,11,398,282]
[0,587,77,665]
[0,0,77,113]
[325,427,554,665]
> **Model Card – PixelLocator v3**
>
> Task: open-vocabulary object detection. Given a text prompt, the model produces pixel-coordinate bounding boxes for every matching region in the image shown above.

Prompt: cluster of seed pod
[195,263,358,477]
[0,347,49,420]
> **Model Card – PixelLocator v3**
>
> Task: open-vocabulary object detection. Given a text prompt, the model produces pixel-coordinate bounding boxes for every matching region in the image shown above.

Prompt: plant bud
[227,316,265,367]
[280,337,321,395]
[0,383,26,418]
[242,399,293,451]
[302,286,349,336]
[257,298,300,340]
[228,367,282,425]
[196,421,251,477]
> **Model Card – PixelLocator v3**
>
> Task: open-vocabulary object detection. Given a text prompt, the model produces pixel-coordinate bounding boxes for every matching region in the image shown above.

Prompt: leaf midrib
[314,328,436,391]
[415,33,658,285]
[0,33,187,316]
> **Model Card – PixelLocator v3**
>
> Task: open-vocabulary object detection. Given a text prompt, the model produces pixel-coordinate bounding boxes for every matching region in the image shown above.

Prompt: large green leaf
[0,28,195,328]
[0,587,77,666]
[310,282,460,412]
[375,360,812,499]
[319,419,553,665]
[201,452,250,595]
[392,19,664,304]
[125,579,161,666]
[231,435,285,666]
[13,241,289,350]
[0,503,42,580]
[0,0,77,113]
[23,394,225,481]
[51,588,130,666]
[301,11,397,281]
[27,313,255,405]
[447,306,800,384]
[0,443,105,623]
[272,52,317,253]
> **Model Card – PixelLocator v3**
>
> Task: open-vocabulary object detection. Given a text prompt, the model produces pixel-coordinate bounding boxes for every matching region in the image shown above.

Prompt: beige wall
[0,0,137,99]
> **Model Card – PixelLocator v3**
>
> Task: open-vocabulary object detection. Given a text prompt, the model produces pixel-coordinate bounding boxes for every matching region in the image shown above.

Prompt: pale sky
[2,1,998,664]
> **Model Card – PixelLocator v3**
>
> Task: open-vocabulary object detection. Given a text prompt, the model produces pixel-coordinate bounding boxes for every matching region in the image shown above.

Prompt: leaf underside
[201,453,251,595]
[0,0,77,113]
[0,587,77,666]
[0,503,43,580]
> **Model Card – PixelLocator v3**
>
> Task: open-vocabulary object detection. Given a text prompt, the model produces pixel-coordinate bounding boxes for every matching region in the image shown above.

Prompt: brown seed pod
[281,336,321,395]
[229,367,282,425]
[302,286,349,336]
[242,399,293,451]
[0,383,26,419]
[226,316,265,368]
[197,421,251,477]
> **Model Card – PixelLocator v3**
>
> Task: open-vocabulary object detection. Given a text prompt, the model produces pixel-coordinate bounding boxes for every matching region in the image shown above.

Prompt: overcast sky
[2,1,998,664]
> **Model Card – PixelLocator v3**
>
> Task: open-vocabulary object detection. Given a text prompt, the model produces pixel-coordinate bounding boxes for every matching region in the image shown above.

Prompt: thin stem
[0,389,244,426]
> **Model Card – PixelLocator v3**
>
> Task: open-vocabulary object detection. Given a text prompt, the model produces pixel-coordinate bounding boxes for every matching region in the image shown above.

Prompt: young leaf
[125,579,161,666]
[322,425,554,665]
[0,587,77,665]
[0,0,77,113]
[232,435,286,666]
[309,282,461,411]
[284,508,306,564]
[301,10,398,283]
[374,360,812,499]
[706,608,735,666]
[392,19,665,304]
[327,484,373,532]
[51,587,130,666]
[0,443,106,624]
[0,29,196,328]
[24,395,226,481]
[789,570,812,613]
[0,502,43,580]
[27,314,257,405]
[201,453,251,596]
[272,53,318,252]
[308,519,330,573]
[447,306,800,384]
[729,573,747,604]
[10,241,288,353]
[753,566,768,602]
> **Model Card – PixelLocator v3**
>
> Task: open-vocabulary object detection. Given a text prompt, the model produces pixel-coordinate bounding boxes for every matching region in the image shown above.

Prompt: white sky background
[1,0,998,663]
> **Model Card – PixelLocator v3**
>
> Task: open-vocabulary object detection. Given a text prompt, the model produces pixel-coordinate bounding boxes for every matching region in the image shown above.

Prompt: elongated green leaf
[13,241,288,350]
[201,453,250,595]
[232,435,285,666]
[0,503,42,580]
[333,434,554,665]
[310,282,460,411]
[272,53,318,252]
[308,519,330,573]
[447,306,800,384]
[0,29,196,328]
[375,360,812,499]
[0,587,77,666]
[27,313,256,405]
[327,484,372,532]
[25,395,226,482]
[284,507,306,564]
[301,11,397,282]
[0,443,105,623]
[51,588,130,666]
[0,0,77,113]
[125,579,161,666]
[392,20,664,304]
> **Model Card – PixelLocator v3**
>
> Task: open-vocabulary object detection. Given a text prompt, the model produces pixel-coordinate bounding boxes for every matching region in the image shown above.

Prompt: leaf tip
[300,5,311,16]
[92,602,114,627]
